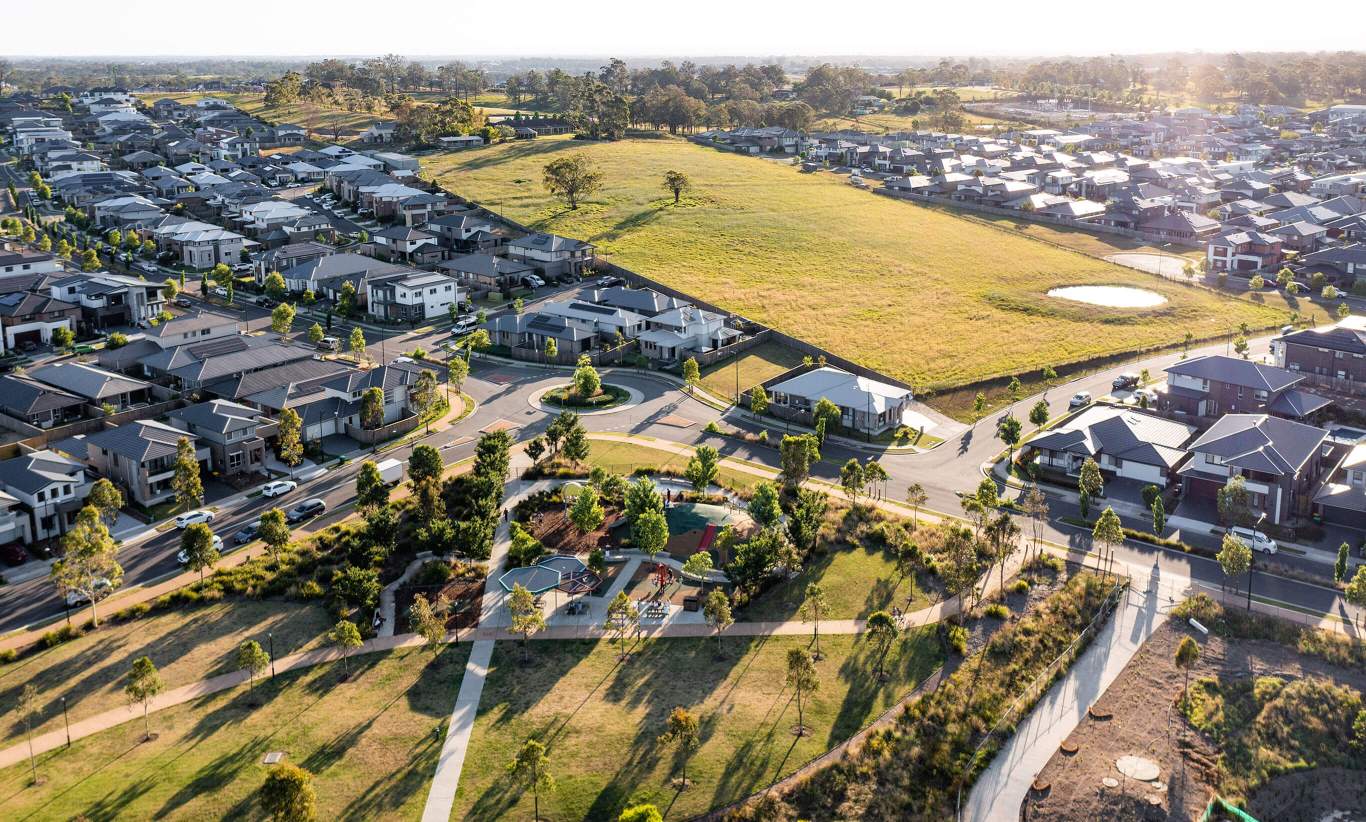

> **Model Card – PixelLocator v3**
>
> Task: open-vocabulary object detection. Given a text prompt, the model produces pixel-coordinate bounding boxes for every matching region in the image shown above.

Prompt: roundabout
[528,382,644,415]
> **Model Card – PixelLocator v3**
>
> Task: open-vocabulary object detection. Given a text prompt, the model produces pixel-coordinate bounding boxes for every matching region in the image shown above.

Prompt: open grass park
[423,135,1308,397]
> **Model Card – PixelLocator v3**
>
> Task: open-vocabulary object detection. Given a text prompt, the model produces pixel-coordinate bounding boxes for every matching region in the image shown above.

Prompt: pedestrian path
[421,639,493,822]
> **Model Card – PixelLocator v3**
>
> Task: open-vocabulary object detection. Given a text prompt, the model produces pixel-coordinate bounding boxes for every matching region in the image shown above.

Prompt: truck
[375,458,405,486]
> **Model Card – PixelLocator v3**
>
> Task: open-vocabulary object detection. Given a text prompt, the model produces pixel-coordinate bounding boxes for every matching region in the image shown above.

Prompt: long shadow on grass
[432,138,574,174]
[588,206,664,245]
[827,629,941,749]
[15,737,153,822]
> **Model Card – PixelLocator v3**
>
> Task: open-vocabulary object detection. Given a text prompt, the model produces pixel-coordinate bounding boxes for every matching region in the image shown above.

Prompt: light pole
[268,632,276,680]
[61,696,70,747]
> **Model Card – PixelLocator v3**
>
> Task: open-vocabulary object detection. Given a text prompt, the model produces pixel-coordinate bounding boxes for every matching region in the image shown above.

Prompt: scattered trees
[330,619,364,679]
[51,506,122,626]
[172,436,203,510]
[658,706,701,787]
[662,169,692,204]
[260,762,317,822]
[542,153,603,209]
[507,583,546,663]
[507,738,554,821]
[236,639,271,694]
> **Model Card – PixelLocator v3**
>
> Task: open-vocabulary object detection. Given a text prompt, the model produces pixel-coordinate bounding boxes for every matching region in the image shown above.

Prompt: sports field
[425,136,1305,391]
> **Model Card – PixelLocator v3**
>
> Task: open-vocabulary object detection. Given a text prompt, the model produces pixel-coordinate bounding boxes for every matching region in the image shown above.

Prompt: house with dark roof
[1025,406,1196,486]
[0,449,91,541]
[1206,228,1283,273]
[1313,443,1366,531]
[29,362,152,411]
[1273,317,1366,395]
[0,291,79,352]
[486,312,595,357]
[278,254,409,304]
[506,233,596,278]
[437,253,535,291]
[0,373,86,428]
[167,400,269,479]
[1178,413,1332,526]
[1161,355,1331,422]
[84,419,209,506]
[1299,244,1366,285]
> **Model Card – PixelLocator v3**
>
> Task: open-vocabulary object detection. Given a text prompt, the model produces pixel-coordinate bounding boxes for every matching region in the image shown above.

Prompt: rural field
[424,135,1306,393]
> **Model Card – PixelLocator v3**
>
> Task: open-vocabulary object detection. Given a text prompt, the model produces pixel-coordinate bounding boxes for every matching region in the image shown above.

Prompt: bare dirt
[1026,620,1366,822]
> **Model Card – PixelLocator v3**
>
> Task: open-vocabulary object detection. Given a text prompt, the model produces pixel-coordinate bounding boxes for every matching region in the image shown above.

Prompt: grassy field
[697,340,804,400]
[137,92,385,141]
[0,599,332,745]
[450,632,941,820]
[585,439,766,493]
[1,644,467,820]
[424,136,1305,394]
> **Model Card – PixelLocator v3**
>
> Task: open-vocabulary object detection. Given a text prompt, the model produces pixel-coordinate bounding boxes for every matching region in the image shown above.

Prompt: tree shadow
[588,207,664,245]
[827,630,939,748]
[64,772,160,822]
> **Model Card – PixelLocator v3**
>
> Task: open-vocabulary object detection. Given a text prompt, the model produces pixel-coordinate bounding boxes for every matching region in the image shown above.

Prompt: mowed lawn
[697,340,804,400]
[0,599,333,746]
[0,645,467,821]
[450,633,941,821]
[584,439,767,493]
[424,136,1299,391]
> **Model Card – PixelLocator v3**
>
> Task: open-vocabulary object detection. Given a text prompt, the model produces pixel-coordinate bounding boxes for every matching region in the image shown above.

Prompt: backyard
[449,631,942,821]
[422,135,1303,397]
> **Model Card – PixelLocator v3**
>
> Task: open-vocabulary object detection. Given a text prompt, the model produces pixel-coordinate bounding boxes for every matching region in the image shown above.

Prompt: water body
[1047,285,1168,308]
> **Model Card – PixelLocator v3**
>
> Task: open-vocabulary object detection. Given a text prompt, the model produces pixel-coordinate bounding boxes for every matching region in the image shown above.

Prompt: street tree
[349,326,367,362]
[264,271,288,301]
[801,582,829,659]
[125,655,165,741]
[360,386,385,431]
[1092,507,1124,579]
[270,302,296,334]
[681,357,700,392]
[1077,457,1104,518]
[1020,484,1048,562]
[786,646,820,736]
[839,458,866,508]
[1028,400,1050,427]
[573,357,601,398]
[277,407,303,467]
[412,369,440,432]
[542,152,603,209]
[307,323,325,346]
[180,522,220,583]
[605,590,638,660]
[87,477,124,529]
[749,384,769,414]
[507,737,555,821]
[703,589,732,655]
[330,619,363,679]
[1344,566,1366,629]
[779,434,820,490]
[1336,542,1350,583]
[51,506,122,626]
[543,337,557,360]
[258,508,291,560]
[863,459,889,500]
[236,639,270,694]
[356,461,390,513]
[172,436,203,510]
[985,512,1021,595]
[685,444,720,492]
[1152,495,1166,534]
[1217,532,1253,602]
[663,169,692,203]
[260,762,317,822]
[507,583,546,663]
[998,414,1023,464]
[448,354,470,393]
[905,482,928,529]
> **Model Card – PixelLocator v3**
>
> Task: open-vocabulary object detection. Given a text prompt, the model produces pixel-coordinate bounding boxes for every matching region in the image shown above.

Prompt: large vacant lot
[424,136,1300,391]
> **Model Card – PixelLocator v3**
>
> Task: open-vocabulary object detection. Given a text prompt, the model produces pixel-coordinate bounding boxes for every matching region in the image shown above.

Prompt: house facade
[766,367,913,435]
[85,420,210,507]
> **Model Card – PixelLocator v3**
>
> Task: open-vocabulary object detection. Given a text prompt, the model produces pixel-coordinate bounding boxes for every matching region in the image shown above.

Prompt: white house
[366,271,464,323]
[0,449,93,542]
[767,367,914,435]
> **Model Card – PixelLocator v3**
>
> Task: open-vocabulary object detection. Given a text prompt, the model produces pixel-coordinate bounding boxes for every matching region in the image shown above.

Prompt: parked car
[451,316,477,336]
[1,543,27,566]
[261,480,297,498]
[177,534,224,563]
[257,296,277,308]
[175,297,193,308]
[317,336,340,352]
[134,261,160,275]
[287,498,327,523]
[1112,373,1140,390]
[210,286,229,298]
[1131,388,1159,407]
[597,276,624,287]
[1068,391,1091,409]
[232,263,253,273]
[174,509,215,528]
[1227,525,1278,554]
[66,578,113,606]
[233,521,262,545]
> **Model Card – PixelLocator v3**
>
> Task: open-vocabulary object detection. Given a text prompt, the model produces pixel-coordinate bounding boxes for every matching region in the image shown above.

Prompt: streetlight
[268,632,276,680]
[61,696,70,747]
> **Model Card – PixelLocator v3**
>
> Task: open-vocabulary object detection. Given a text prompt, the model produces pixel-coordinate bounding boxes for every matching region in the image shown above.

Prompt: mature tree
[569,486,606,536]
[360,386,385,431]
[801,582,829,660]
[258,508,291,560]
[749,384,769,415]
[542,153,603,209]
[125,655,166,741]
[51,327,74,351]
[260,762,317,822]
[1174,635,1200,718]
[330,619,364,679]
[748,482,782,530]
[507,738,555,821]
[410,593,449,652]
[905,482,928,529]
[1092,507,1124,579]
[507,583,546,662]
[181,522,220,582]
[685,444,720,492]
[265,271,288,301]
[1336,542,1351,583]
[412,369,440,433]
[865,609,898,680]
[277,407,303,467]
[703,589,732,655]
[51,506,122,626]
[409,444,446,523]
[632,508,669,560]
[332,565,381,612]
[1077,457,1103,518]
[1217,532,1253,601]
[573,357,601,398]
[779,434,820,490]
[658,706,701,787]
[87,477,124,529]
[236,639,271,694]
[356,460,390,513]
[786,487,827,555]
[681,357,700,392]
[839,458,866,508]
[786,646,820,737]
[172,436,203,510]
[270,302,296,334]
[605,590,638,660]
[1217,475,1254,527]
[663,169,692,204]
[1029,399,1050,427]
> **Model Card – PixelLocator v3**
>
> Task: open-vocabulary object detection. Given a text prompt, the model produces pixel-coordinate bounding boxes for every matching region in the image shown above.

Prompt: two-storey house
[84,420,209,507]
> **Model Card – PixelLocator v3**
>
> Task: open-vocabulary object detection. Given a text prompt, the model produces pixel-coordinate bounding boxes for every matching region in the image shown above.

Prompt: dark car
[257,297,277,308]
[1,543,27,566]
[286,498,327,523]
[174,297,193,308]
[1112,373,1140,390]
[233,521,261,545]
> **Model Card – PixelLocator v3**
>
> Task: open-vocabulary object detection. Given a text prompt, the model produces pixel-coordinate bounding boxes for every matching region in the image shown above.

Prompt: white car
[1227,526,1278,554]
[1068,391,1092,409]
[66,578,113,606]
[392,356,415,365]
[261,480,298,498]
[174,509,215,528]
[178,535,224,564]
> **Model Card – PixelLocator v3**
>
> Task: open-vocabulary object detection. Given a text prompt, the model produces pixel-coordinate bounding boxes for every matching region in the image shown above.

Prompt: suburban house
[637,304,738,362]
[278,254,410,304]
[0,373,86,428]
[538,301,646,343]
[1178,413,1331,526]
[1025,406,1196,486]
[0,291,79,351]
[370,225,441,266]
[359,122,398,143]
[425,213,499,253]
[366,271,464,323]
[0,449,92,542]
[1273,317,1366,395]
[1206,229,1284,273]
[167,399,270,480]
[0,245,63,277]
[84,420,210,507]
[765,367,913,435]
[29,362,153,411]
[1161,355,1331,422]
[144,312,240,349]
[486,312,595,358]
[254,241,336,281]
[437,254,535,291]
[48,273,167,331]
[1313,443,1366,531]
[506,233,596,278]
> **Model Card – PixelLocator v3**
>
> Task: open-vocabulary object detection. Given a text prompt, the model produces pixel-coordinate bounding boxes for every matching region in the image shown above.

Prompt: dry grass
[697,340,805,399]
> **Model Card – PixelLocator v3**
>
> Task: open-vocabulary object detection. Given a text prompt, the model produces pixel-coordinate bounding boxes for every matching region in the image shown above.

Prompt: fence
[345,412,421,446]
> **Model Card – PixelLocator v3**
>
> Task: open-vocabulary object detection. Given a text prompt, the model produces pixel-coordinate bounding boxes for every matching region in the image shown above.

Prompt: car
[1068,391,1092,409]
[174,509,215,528]
[317,336,340,351]
[210,286,229,298]
[1,543,27,566]
[66,578,113,606]
[233,521,262,544]
[261,479,297,498]
[1131,388,1159,407]
[177,535,224,564]
[597,276,624,287]
[232,263,253,273]
[1227,526,1278,554]
[392,355,415,365]
[257,296,277,308]
[287,498,327,523]
[1112,373,1140,390]
[175,297,193,308]
[134,261,160,275]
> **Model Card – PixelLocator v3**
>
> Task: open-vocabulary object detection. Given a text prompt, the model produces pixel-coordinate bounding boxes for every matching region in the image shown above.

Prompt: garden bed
[542,383,630,409]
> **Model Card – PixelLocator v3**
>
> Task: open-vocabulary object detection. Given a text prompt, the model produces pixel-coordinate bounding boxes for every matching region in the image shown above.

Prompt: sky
[7,0,1365,59]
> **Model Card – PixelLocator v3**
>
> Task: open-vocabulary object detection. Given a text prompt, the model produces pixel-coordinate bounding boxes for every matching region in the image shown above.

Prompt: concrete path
[961,570,1184,822]
[378,552,435,638]
[421,639,493,822]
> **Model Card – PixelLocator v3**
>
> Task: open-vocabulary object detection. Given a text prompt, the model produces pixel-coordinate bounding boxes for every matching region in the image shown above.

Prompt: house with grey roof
[84,420,209,506]
[506,233,596,278]
[1313,443,1366,531]
[1025,406,1196,486]
[437,254,535,291]
[1178,413,1332,526]
[0,449,92,541]
[143,311,239,349]
[486,312,595,358]
[0,291,79,352]
[766,367,913,435]
[1161,355,1331,423]
[1273,316,1366,395]
[29,362,153,411]
[587,286,683,318]
[0,374,86,429]
[167,400,270,479]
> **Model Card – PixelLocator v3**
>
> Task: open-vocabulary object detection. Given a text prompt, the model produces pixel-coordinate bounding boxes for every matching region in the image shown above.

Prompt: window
[228,452,242,470]
[1205,453,1224,466]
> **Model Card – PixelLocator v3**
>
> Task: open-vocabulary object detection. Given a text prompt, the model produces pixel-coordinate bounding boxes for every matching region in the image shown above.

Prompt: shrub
[297,580,325,599]
[414,559,454,587]
[944,623,969,655]
[984,603,1009,620]
[1009,579,1031,594]
[115,602,151,621]
[757,429,769,444]
[42,624,82,648]
[704,420,723,434]
[0,648,17,664]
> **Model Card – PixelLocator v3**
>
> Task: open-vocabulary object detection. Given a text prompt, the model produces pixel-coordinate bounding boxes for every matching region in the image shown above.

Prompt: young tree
[685,444,720,492]
[1346,567,1366,629]
[865,609,898,680]
[1077,457,1103,518]
[507,738,554,821]
[51,506,122,626]
[412,369,440,432]
[801,582,829,660]
[569,486,606,536]
[1151,495,1166,535]
[359,386,385,432]
[180,522,220,582]
[236,639,271,694]
[507,583,546,663]
[812,397,841,443]
[905,482,928,529]
[543,337,558,361]
[408,444,446,523]
[1336,542,1351,583]
[1216,475,1254,527]
[264,271,288,301]
[573,357,601,398]
[338,281,358,318]
[973,392,987,419]
[748,481,782,530]
[124,655,166,742]
[749,384,769,414]
[997,414,1023,464]
[703,589,732,656]
[662,169,692,203]
[258,508,291,560]
[260,762,317,822]
[270,302,296,335]
[1217,532,1253,601]
[561,421,590,465]
[605,590,638,660]
[306,322,325,347]
[276,407,304,467]
[330,619,363,679]
[658,706,701,787]
[839,458,866,508]
[172,436,203,510]
[632,508,669,560]
[1020,484,1048,562]
[448,353,470,394]
[349,326,367,363]
[681,550,713,591]
[985,512,1021,595]
[51,326,74,351]
[786,488,827,554]
[785,646,820,736]
[1028,399,1050,427]
[18,683,39,785]
[355,460,390,513]
[542,153,603,209]
[87,477,124,529]
[1174,634,1200,719]
[779,434,820,491]
[681,357,700,392]
[1092,506,1124,579]
[410,593,449,652]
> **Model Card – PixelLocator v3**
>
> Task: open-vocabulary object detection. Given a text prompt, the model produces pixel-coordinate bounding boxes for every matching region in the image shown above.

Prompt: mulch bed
[525,504,622,554]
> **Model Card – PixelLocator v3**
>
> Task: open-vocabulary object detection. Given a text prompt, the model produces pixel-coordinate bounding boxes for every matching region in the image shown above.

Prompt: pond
[1047,285,1168,308]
